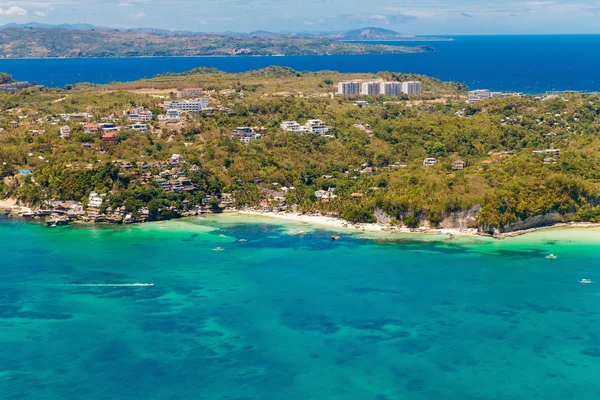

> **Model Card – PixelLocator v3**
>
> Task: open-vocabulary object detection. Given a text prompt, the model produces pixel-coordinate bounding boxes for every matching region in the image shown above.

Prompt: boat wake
[60,283,154,287]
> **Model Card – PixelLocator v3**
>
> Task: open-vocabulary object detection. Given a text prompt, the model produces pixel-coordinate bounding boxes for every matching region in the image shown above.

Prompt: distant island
[0,25,436,58]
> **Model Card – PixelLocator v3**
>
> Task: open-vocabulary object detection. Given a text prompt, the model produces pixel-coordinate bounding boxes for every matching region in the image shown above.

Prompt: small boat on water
[546,254,557,260]
[239,239,247,242]
[213,247,224,251]
[331,235,341,241]
[46,214,69,227]
[219,234,225,238]
[580,279,593,284]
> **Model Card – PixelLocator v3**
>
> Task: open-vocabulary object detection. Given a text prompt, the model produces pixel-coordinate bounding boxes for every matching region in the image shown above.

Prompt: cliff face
[373,206,480,230]
[374,206,572,237]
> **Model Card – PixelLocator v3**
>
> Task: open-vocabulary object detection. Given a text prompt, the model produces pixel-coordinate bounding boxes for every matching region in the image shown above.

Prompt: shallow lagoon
[2,214,600,399]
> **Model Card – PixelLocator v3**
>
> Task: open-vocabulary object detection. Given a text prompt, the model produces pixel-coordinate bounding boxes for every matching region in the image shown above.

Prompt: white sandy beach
[237,210,479,236]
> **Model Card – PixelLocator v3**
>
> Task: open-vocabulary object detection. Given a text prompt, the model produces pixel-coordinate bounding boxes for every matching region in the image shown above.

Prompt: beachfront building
[88,192,104,208]
[423,158,437,166]
[60,126,71,139]
[178,88,203,97]
[130,123,149,133]
[163,98,209,114]
[124,107,153,122]
[402,81,422,95]
[381,81,402,96]
[232,127,262,144]
[337,81,361,96]
[361,82,381,96]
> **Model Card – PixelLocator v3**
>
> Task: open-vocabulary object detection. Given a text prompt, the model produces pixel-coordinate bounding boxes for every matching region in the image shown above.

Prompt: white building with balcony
[60,126,71,139]
[380,82,402,96]
[361,82,381,95]
[337,81,361,96]
[402,81,422,95]
[163,98,209,113]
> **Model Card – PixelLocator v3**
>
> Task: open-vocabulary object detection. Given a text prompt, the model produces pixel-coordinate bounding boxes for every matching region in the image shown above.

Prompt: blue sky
[1,0,600,34]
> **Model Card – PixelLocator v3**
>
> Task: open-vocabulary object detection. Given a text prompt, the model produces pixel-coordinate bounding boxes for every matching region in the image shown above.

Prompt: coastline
[237,210,478,237]
[5,197,600,240]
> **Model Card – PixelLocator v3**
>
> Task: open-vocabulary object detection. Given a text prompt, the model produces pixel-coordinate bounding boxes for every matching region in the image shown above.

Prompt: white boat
[239,239,247,242]
[213,247,224,251]
[580,279,593,284]
[545,254,557,259]
[219,234,225,238]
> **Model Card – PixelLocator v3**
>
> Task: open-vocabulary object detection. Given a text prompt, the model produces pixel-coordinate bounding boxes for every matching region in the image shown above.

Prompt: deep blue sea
[3,214,600,399]
[0,35,599,93]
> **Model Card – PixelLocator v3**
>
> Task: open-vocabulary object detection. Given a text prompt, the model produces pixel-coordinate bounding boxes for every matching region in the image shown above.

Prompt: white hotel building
[163,98,209,113]
[361,82,381,95]
[380,82,402,96]
[402,81,422,95]
[337,82,361,96]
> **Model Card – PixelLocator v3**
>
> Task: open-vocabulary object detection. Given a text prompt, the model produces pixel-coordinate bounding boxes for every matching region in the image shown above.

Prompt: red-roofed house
[83,124,100,134]
[102,132,118,143]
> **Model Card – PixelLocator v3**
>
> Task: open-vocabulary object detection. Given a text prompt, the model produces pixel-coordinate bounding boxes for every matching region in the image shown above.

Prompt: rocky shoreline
[4,197,600,239]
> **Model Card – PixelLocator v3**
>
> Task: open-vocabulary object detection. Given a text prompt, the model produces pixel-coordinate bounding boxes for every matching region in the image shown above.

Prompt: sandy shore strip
[237,210,478,236]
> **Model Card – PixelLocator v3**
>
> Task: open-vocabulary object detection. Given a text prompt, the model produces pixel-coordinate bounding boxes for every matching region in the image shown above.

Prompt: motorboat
[213,247,224,251]
[331,235,341,241]
[239,239,247,242]
[545,254,557,260]
[46,214,69,227]
[580,279,593,284]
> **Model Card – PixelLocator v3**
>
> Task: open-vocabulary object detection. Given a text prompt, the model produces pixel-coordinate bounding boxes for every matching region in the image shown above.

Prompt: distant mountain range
[0,26,435,58]
[0,23,446,41]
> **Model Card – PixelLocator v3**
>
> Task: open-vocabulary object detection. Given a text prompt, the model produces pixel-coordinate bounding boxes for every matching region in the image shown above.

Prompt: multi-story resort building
[337,82,361,96]
[304,120,333,136]
[60,126,71,139]
[402,81,422,95]
[361,82,381,95]
[469,89,512,102]
[281,120,333,136]
[158,109,181,122]
[380,82,402,96]
[468,90,492,102]
[124,107,153,122]
[163,98,209,113]
[280,121,306,133]
[232,127,262,144]
[338,80,421,96]
[130,123,149,134]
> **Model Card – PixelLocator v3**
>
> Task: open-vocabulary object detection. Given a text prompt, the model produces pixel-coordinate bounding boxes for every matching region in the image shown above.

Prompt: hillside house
[453,160,465,170]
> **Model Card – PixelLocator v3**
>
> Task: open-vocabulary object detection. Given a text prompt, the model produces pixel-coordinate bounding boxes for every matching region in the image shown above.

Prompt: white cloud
[0,6,28,16]
[35,6,54,17]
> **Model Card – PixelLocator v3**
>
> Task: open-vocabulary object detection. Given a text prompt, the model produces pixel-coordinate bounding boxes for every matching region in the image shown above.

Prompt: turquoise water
[2,213,600,399]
